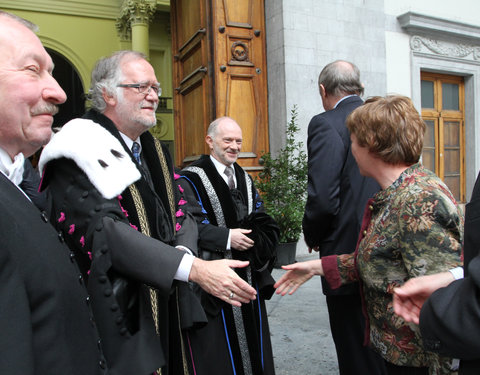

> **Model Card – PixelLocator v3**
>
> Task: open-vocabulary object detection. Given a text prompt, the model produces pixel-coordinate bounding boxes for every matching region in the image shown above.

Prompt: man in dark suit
[302,60,385,374]
[394,172,480,375]
[38,51,257,375]
[0,11,106,374]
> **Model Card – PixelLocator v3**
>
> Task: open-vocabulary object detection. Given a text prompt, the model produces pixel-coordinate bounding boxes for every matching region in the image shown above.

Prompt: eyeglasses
[117,83,162,97]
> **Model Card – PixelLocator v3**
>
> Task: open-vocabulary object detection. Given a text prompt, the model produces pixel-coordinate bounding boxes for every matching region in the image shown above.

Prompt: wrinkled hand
[189,258,256,307]
[230,228,254,251]
[274,259,323,296]
[393,272,455,324]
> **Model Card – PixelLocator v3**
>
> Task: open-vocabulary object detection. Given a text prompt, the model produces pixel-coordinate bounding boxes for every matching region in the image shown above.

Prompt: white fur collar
[39,118,141,199]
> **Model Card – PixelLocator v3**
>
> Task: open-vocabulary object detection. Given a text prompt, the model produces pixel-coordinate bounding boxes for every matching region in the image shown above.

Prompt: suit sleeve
[198,222,229,252]
[302,115,347,247]
[420,255,480,359]
[0,248,34,374]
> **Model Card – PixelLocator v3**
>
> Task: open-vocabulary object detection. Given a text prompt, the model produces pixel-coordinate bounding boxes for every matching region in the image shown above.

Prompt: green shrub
[256,105,308,243]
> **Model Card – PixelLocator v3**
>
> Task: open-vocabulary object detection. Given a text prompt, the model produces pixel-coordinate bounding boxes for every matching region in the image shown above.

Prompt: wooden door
[171,0,269,171]
[171,0,212,165]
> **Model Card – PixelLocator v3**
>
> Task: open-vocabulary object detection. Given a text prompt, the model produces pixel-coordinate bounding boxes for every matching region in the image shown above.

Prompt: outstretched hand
[393,271,455,324]
[189,258,256,307]
[274,259,323,296]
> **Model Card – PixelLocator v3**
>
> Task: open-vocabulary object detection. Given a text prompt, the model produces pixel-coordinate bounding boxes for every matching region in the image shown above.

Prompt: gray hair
[0,11,38,32]
[207,116,235,137]
[318,60,364,97]
[88,50,147,113]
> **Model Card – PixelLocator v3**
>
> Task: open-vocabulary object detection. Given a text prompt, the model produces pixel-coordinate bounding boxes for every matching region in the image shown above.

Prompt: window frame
[421,72,466,202]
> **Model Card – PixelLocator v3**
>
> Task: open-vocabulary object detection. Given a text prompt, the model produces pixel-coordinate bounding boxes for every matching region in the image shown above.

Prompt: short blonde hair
[346,95,426,165]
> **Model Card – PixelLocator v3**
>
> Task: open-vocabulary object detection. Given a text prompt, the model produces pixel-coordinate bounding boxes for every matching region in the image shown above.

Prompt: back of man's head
[318,60,364,97]
[88,50,147,113]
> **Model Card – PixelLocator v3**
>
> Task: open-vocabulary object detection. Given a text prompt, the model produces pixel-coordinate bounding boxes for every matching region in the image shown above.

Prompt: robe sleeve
[45,158,184,295]
[177,176,230,253]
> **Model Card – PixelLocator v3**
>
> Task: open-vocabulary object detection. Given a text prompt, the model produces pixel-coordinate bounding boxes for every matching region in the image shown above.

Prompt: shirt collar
[334,94,358,109]
[0,147,25,186]
[209,154,232,175]
[119,132,141,153]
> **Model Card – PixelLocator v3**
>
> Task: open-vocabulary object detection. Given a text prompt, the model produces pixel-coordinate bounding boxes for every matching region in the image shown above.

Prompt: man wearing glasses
[38,51,257,375]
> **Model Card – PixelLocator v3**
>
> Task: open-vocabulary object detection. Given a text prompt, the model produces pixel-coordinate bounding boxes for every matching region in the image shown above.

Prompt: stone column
[117,0,156,58]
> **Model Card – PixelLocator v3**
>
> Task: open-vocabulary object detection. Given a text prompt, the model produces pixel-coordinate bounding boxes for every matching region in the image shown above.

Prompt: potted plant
[256,105,308,267]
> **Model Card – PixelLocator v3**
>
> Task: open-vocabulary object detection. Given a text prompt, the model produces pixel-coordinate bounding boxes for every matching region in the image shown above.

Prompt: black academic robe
[39,110,203,375]
[178,155,278,375]
[0,173,106,375]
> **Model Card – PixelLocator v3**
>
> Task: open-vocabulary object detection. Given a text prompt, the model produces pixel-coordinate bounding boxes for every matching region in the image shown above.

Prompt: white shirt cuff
[449,266,464,280]
[175,245,193,255]
[226,229,232,250]
[174,253,194,282]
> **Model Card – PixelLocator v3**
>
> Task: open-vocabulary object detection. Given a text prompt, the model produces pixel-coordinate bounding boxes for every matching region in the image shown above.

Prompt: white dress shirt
[209,155,235,249]
[0,147,31,201]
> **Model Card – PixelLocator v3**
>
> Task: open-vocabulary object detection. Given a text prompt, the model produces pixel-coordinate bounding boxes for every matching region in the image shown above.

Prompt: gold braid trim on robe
[154,138,176,222]
[127,184,162,375]
[129,138,190,375]
[153,138,190,375]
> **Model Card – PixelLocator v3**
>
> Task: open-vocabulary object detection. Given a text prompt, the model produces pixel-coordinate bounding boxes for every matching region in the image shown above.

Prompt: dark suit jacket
[420,172,480,374]
[0,173,105,375]
[302,95,380,295]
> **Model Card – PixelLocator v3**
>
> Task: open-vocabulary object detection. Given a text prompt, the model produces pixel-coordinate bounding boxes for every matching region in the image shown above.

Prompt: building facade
[0,0,175,151]
[267,0,480,202]
[1,0,479,201]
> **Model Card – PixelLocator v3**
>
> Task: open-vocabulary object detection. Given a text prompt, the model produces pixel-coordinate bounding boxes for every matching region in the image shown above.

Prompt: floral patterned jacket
[322,163,463,373]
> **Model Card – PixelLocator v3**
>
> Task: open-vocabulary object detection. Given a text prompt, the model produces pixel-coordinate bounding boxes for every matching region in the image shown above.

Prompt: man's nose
[145,87,159,102]
[42,74,67,105]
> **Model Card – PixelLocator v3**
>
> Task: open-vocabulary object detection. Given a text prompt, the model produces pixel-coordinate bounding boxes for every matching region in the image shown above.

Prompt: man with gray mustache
[0,10,106,374]
[38,51,257,375]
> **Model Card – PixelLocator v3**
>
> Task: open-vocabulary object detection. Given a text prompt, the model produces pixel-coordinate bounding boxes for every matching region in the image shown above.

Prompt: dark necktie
[131,141,153,188]
[131,141,141,164]
[224,166,235,190]
[131,142,154,189]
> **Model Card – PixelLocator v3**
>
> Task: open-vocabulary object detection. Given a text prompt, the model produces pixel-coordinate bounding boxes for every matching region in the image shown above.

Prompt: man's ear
[205,135,213,149]
[102,88,117,107]
[319,84,327,98]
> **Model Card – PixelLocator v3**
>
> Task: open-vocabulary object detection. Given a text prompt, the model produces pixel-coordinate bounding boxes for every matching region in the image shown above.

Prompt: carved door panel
[171,0,269,170]
[211,0,268,171]
[171,0,212,165]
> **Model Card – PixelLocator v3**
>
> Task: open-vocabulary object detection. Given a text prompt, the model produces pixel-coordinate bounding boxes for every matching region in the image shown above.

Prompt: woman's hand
[274,259,323,296]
